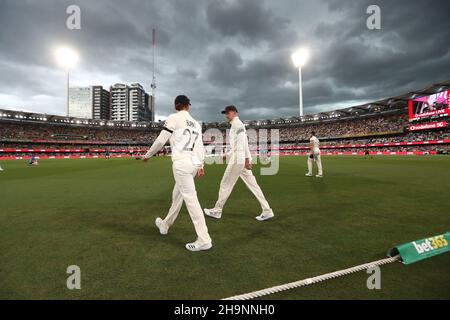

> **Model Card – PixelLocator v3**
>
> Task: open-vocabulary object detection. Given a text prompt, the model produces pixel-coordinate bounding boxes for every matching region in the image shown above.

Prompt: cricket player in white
[306,131,323,178]
[143,95,212,252]
[204,106,275,221]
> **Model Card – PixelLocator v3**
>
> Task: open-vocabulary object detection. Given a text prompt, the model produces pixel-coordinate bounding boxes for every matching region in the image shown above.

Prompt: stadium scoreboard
[408,90,450,121]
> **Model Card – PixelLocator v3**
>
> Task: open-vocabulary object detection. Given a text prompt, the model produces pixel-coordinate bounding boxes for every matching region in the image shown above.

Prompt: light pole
[66,70,70,117]
[55,46,79,116]
[291,48,310,117]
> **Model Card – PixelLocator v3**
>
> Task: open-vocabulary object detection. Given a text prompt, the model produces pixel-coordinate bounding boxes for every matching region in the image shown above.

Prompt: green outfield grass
[0,156,449,300]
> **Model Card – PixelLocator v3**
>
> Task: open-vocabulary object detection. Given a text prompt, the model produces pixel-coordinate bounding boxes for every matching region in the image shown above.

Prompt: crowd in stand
[275,114,406,142]
[1,112,449,158]
[0,143,149,150]
[1,114,406,144]
[0,122,159,143]
[277,130,450,149]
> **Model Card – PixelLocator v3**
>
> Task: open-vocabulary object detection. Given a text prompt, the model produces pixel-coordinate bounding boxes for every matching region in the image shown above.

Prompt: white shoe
[0,168,3,172]
[256,210,275,221]
[316,174,323,178]
[305,173,312,177]
[155,217,168,235]
[185,241,212,252]
[204,208,222,219]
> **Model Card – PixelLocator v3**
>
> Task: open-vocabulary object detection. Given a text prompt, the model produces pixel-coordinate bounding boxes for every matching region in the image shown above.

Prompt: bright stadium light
[54,46,79,116]
[291,48,310,117]
[55,46,79,70]
[291,48,310,68]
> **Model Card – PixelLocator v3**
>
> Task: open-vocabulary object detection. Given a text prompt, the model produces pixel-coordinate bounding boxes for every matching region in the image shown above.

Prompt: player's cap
[221,105,238,114]
[174,95,191,107]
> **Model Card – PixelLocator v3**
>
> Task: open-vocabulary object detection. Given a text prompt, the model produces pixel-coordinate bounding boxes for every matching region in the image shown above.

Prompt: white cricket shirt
[228,116,252,164]
[310,136,320,152]
[163,110,205,165]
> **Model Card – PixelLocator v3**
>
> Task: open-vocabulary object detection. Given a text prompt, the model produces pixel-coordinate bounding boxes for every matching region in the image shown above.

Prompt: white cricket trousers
[214,163,271,212]
[307,151,323,175]
[163,158,212,245]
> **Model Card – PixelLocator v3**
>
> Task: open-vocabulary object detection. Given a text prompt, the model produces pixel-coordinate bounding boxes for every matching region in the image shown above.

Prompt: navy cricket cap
[174,95,191,107]
[221,105,238,114]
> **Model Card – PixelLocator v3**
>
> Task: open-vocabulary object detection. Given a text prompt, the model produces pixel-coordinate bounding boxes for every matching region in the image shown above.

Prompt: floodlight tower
[150,28,157,121]
[291,48,310,117]
[55,46,79,116]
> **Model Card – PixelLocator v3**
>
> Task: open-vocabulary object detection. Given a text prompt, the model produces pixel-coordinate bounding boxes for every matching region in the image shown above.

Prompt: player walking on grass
[143,95,212,252]
[204,106,275,222]
[306,131,323,178]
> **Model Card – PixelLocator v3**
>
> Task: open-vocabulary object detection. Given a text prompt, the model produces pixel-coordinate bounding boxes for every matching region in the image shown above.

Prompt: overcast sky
[0,0,449,122]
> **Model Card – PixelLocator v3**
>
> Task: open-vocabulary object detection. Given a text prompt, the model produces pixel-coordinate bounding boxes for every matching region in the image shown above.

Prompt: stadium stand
[1,107,449,159]
[1,80,450,159]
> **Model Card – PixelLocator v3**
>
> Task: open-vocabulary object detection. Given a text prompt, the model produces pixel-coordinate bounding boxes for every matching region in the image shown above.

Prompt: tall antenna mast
[151,28,157,121]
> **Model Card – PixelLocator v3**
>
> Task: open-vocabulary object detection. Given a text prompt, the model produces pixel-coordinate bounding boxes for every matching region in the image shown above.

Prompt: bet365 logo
[413,235,448,254]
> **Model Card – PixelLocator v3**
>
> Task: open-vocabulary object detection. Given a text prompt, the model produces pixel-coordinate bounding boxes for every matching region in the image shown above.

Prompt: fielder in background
[143,95,212,252]
[29,155,39,166]
[306,131,323,178]
[204,105,275,222]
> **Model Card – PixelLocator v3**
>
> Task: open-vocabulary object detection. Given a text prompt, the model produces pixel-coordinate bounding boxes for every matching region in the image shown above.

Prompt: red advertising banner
[281,151,438,156]
[0,152,439,161]
[262,139,450,151]
[0,155,138,160]
[0,148,146,153]
[408,121,447,132]
[1,140,450,154]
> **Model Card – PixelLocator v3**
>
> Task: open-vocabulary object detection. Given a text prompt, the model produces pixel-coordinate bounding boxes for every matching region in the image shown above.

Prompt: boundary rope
[222,255,400,300]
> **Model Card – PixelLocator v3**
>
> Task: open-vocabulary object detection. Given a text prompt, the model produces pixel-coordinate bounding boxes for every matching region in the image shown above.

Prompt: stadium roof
[0,110,163,129]
[242,78,450,126]
[1,78,449,128]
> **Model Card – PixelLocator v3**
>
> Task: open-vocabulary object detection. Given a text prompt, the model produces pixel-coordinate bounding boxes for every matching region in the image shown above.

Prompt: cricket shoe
[0,168,3,172]
[316,174,323,178]
[185,241,212,252]
[155,217,169,235]
[204,208,222,219]
[305,173,312,177]
[256,210,275,222]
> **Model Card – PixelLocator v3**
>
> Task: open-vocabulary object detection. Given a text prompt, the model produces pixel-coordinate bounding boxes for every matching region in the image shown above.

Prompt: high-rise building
[110,83,153,122]
[68,87,93,119]
[146,92,155,122]
[68,86,110,120]
[110,83,129,121]
[129,83,148,122]
[92,86,111,120]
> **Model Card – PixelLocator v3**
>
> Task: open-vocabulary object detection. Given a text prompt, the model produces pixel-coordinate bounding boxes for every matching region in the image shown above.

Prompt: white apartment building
[69,86,110,120]
[110,83,153,121]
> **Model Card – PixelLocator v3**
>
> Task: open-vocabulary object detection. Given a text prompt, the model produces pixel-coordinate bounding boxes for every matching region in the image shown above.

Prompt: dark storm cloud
[176,67,198,79]
[0,0,449,121]
[206,48,244,87]
[206,0,290,45]
[313,0,450,101]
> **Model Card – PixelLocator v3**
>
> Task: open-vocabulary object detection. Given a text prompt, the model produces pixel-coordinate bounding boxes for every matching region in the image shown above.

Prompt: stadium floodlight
[54,46,79,117]
[291,48,309,68]
[291,48,310,117]
[55,46,79,70]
